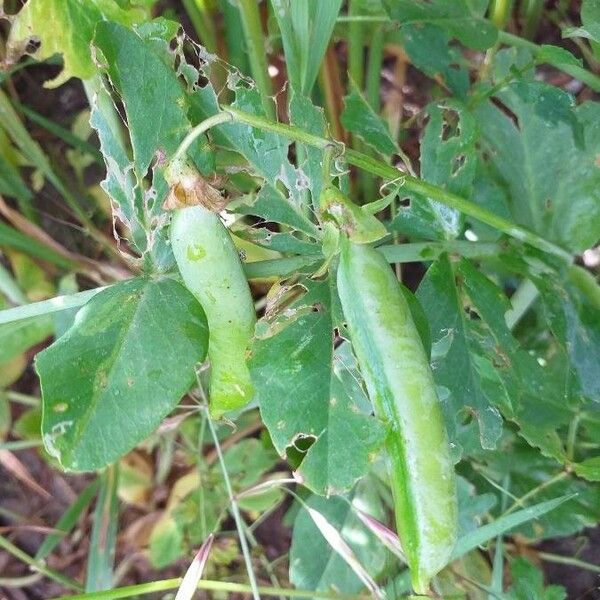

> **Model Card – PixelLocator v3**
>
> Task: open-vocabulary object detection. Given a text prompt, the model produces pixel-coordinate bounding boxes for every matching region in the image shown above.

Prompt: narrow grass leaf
[86,466,119,592]
[35,478,100,561]
[451,493,576,561]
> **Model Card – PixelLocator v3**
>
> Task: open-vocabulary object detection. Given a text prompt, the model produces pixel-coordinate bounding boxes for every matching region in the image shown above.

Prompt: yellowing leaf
[6,0,142,87]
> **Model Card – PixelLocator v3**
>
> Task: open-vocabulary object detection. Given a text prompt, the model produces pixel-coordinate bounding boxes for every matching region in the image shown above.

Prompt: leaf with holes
[249,279,385,495]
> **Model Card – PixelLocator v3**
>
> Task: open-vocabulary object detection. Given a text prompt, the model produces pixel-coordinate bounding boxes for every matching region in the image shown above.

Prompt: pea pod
[336,238,457,593]
[167,162,256,417]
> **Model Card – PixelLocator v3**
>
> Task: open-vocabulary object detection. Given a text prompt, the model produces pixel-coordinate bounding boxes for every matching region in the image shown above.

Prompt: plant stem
[175,111,233,161]
[181,0,217,53]
[348,0,365,88]
[218,106,572,261]
[52,579,363,600]
[0,440,43,451]
[237,0,274,118]
[504,278,539,330]
[205,411,261,600]
[504,471,569,516]
[538,551,600,574]
[0,534,83,592]
[379,241,500,263]
[366,26,385,110]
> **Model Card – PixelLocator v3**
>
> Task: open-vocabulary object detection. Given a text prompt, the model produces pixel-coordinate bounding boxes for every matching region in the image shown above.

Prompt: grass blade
[86,465,119,592]
[36,479,100,561]
[451,493,576,561]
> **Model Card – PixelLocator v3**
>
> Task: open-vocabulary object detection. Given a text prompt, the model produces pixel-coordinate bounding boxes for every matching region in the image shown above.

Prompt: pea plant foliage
[1,0,600,597]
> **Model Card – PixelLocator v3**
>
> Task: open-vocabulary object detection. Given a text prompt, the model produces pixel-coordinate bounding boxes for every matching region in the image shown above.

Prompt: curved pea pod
[336,238,457,594]
[166,160,256,417]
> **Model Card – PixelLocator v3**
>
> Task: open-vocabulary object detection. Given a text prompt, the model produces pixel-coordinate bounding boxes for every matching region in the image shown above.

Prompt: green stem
[53,579,363,600]
[219,106,572,261]
[205,411,261,600]
[498,30,600,91]
[174,111,233,161]
[504,278,539,330]
[521,0,544,39]
[566,412,582,462]
[504,471,569,516]
[348,0,365,88]
[378,241,500,263]
[237,0,274,118]
[538,551,600,575]
[0,534,83,592]
[366,26,385,110]
[181,0,217,53]
[0,439,43,451]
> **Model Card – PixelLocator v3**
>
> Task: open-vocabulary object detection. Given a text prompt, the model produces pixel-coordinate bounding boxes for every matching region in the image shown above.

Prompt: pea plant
[1,0,600,598]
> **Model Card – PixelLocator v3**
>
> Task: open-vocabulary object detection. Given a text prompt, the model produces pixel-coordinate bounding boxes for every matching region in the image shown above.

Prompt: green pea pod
[336,238,457,593]
[168,169,256,417]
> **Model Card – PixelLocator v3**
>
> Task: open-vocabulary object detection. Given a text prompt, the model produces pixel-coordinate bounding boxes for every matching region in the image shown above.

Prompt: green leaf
[289,482,386,595]
[506,558,566,600]
[451,494,575,561]
[417,255,504,455]
[457,258,570,461]
[250,280,385,495]
[7,0,141,87]
[86,466,119,591]
[474,76,600,253]
[0,296,53,363]
[341,82,397,156]
[289,91,328,211]
[94,21,188,177]
[563,0,600,47]
[532,248,600,405]
[574,457,600,481]
[382,0,498,49]
[395,100,477,239]
[90,21,199,270]
[35,479,100,561]
[478,441,600,539]
[35,277,209,471]
[271,0,343,95]
[395,23,470,96]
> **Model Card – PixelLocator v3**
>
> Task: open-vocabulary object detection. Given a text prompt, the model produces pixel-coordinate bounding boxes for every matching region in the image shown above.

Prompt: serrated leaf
[35,277,208,472]
[457,258,570,461]
[563,0,600,47]
[534,270,600,402]
[289,482,386,595]
[7,0,141,87]
[341,82,397,156]
[289,91,328,211]
[250,280,385,495]
[474,74,600,253]
[395,100,477,239]
[90,21,198,269]
[395,23,470,96]
[506,558,566,600]
[573,457,600,481]
[417,255,504,455]
[382,0,498,50]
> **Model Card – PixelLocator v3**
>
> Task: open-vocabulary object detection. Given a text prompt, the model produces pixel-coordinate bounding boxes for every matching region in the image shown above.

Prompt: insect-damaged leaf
[6,0,142,88]
[249,279,385,495]
[36,277,208,471]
